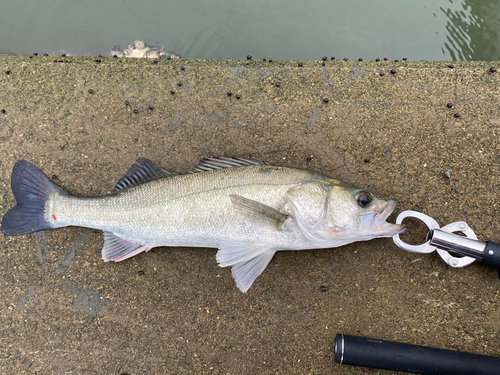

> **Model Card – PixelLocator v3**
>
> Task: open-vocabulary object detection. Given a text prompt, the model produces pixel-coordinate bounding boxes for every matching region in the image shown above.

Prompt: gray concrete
[0,55,499,374]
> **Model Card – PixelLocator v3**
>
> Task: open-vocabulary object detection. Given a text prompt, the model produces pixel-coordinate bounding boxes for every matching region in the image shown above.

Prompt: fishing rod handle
[483,241,500,270]
[334,334,500,375]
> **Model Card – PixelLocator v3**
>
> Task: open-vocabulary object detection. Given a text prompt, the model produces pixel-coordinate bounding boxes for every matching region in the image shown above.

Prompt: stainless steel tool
[393,211,500,275]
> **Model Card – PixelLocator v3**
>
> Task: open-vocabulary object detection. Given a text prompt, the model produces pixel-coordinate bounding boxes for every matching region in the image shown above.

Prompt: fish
[1,157,405,292]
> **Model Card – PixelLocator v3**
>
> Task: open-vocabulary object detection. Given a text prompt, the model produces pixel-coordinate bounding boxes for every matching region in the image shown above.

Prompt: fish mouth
[360,201,406,235]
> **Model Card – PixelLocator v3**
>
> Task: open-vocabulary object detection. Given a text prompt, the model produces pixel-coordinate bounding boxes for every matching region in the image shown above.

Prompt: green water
[0,0,498,60]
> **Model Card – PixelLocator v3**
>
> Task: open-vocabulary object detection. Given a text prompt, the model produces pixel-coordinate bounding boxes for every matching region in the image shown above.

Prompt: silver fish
[1,157,405,292]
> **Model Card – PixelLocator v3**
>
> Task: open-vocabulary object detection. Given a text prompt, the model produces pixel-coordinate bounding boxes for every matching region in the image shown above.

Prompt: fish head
[287,179,405,246]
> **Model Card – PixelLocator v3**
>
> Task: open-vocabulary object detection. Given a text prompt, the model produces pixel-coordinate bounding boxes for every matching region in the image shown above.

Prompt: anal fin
[102,231,152,262]
[217,241,278,293]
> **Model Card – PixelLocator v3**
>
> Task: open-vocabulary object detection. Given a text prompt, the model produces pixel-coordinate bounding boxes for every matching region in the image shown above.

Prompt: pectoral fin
[217,241,278,293]
[230,194,288,230]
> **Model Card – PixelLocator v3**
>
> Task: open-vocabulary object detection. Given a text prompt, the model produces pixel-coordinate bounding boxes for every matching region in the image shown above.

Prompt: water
[0,0,498,60]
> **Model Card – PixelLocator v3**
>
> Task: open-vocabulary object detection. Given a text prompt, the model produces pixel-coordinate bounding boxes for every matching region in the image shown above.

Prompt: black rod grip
[334,334,500,375]
[483,241,500,271]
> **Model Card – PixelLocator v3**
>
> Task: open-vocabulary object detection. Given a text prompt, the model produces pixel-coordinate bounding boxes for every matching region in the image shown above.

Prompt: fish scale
[50,168,316,248]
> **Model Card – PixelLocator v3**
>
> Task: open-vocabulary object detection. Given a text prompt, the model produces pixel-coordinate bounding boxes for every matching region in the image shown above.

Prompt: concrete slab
[0,55,499,374]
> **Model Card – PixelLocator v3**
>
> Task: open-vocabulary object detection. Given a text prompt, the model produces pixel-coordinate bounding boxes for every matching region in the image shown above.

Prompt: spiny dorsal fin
[188,156,268,174]
[114,158,176,191]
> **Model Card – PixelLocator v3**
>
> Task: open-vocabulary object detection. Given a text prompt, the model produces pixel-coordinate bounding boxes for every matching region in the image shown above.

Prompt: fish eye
[355,191,373,208]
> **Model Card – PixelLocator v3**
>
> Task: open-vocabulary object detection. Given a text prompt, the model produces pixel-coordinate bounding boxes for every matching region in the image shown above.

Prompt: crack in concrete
[351,64,364,81]
[321,68,333,89]
[56,230,89,273]
[64,280,111,316]
[36,231,47,266]
[15,288,36,311]
[305,107,322,128]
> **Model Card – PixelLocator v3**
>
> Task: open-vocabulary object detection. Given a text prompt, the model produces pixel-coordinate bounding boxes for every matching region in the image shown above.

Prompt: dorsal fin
[188,156,268,174]
[115,157,268,191]
[114,158,176,191]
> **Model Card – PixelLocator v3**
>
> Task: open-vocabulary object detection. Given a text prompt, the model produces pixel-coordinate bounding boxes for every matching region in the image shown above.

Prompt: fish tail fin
[1,161,66,235]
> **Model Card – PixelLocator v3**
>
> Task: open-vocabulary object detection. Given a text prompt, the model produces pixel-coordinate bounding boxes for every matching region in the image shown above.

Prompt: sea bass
[1,157,405,292]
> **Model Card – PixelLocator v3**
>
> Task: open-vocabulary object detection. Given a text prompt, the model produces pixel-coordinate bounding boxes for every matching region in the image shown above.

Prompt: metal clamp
[392,211,477,268]
[393,211,440,254]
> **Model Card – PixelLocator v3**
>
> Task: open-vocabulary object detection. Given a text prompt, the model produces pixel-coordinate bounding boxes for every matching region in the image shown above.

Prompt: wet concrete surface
[0,55,499,374]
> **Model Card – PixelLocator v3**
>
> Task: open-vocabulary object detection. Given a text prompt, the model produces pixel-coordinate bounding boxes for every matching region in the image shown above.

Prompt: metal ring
[437,221,477,268]
[393,211,440,254]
